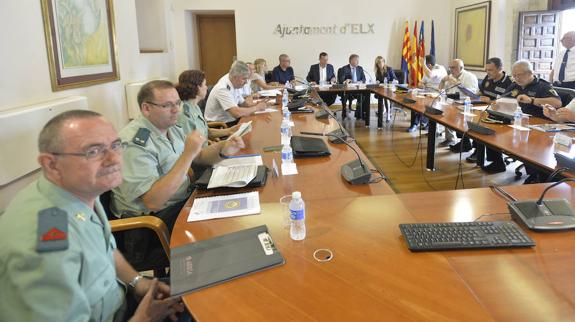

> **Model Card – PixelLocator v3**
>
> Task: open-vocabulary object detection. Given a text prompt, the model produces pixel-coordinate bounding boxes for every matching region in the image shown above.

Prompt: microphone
[289,76,311,98]
[363,70,379,89]
[318,103,351,144]
[507,178,575,231]
[466,90,516,135]
[484,90,516,124]
[312,95,330,119]
[424,83,461,115]
[302,131,374,185]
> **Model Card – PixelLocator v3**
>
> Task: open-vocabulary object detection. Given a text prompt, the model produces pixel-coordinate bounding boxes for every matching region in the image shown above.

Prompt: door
[517,11,560,81]
[197,14,237,85]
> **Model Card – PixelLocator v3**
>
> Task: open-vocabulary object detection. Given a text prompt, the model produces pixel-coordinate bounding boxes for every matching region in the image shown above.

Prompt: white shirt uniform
[205,74,245,123]
[421,64,447,90]
[444,69,479,95]
[553,49,575,83]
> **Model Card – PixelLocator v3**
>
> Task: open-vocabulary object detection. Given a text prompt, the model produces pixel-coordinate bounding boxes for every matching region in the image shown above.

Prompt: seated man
[306,52,337,106]
[112,80,244,263]
[272,54,295,85]
[409,54,447,132]
[0,110,186,322]
[205,60,268,127]
[439,59,479,149]
[469,57,512,172]
[338,54,371,120]
[495,59,562,183]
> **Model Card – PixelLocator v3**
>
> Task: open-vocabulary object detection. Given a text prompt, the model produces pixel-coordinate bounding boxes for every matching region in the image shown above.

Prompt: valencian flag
[430,20,436,57]
[409,21,418,87]
[417,21,425,83]
[401,21,410,84]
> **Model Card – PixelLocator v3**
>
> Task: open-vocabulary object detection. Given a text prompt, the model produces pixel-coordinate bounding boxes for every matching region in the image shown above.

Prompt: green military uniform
[178,100,209,141]
[0,176,123,322]
[111,115,193,218]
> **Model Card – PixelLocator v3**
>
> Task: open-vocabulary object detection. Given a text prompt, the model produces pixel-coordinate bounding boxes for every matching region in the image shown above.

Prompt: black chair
[198,85,214,115]
[393,69,405,84]
[265,71,273,83]
[555,86,575,106]
[336,67,365,119]
[100,191,170,277]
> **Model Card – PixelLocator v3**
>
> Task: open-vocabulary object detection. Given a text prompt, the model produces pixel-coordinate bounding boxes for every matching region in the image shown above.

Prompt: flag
[409,21,418,87]
[430,20,436,57]
[417,21,425,83]
[401,21,410,84]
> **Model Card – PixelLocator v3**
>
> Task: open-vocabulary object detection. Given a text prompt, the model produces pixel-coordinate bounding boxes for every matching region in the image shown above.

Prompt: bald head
[561,31,575,49]
[38,110,103,153]
[448,59,465,77]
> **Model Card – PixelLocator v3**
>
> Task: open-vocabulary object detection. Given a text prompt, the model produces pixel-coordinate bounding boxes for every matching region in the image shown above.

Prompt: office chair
[387,69,408,120]
[100,191,170,277]
[336,67,364,120]
[555,86,575,106]
[265,71,273,83]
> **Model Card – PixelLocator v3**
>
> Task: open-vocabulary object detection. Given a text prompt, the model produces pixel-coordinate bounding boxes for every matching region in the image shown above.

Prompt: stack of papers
[187,191,261,222]
[228,121,252,140]
[207,164,258,189]
[528,124,575,132]
[258,89,281,97]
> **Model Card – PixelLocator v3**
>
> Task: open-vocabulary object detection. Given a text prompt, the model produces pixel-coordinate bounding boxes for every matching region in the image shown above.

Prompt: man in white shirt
[409,55,447,132]
[438,59,479,147]
[550,31,575,89]
[205,61,268,126]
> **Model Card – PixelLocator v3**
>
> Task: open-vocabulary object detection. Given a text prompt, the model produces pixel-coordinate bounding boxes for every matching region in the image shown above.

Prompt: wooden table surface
[170,94,575,321]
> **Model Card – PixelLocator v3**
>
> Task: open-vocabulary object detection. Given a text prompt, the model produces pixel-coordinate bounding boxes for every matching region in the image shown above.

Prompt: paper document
[214,154,263,168]
[259,89,281,97]
[207,164,258,189]
[228,121,252,140]
[528,124,575,132]
[187,192,261,222]
[255,108,278,114]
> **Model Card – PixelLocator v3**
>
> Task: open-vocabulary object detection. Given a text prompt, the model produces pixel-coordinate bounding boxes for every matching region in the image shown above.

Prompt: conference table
[170,98,575,321]
[370,86,575,173]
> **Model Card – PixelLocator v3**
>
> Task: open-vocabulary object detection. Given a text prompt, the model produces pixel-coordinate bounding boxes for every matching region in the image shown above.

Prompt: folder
[290,136,331,158]
[195,165,269,189]
[170,225,285,296]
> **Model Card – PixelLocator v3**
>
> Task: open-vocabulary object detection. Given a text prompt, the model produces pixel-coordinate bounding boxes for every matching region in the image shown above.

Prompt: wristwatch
[128,274,143,288]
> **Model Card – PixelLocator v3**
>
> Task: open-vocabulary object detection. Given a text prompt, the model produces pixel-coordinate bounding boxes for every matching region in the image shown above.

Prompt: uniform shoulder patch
[37,207,69,252]
[132,128,150,147]
[226,84,231,90]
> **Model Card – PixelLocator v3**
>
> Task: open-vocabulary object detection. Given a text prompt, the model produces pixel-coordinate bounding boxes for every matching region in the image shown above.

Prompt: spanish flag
[401,21,410,84]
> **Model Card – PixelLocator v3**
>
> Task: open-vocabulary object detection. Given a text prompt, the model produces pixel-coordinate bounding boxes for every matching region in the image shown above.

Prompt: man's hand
[516,94,532,104]
[244,95,254,106]
[226,124,240,136]
[221,137,245,157]
[183,131,205,159]
[479,96,491,103]
[130,279,185,322]
[133,277,170,299]
[254,101,267,112]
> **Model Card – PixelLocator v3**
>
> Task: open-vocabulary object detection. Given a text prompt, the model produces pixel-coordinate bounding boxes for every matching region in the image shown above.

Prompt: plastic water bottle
[281,143,293,164]
[464,97,471,115]
[280,118,292,146]
[283,109,291,123]
[282,87,289,108]
[391,79,398,92]
[383,77,388,87]
[514,106,522,127]
[289,191,306,240]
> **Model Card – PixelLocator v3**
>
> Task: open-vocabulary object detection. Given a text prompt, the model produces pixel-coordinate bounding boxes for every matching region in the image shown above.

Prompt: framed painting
[454,1,491,71]
[41,0,120,91]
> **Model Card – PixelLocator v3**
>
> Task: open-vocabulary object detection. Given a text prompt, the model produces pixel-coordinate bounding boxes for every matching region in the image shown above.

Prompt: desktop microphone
[363,70,379,89]
[302,131,373,185]
[318,103,351,144]
[312,95,330,119]
[507,178,575,231]
[293,76,312,97]
[466,90,516,135]
[424,83,461,115]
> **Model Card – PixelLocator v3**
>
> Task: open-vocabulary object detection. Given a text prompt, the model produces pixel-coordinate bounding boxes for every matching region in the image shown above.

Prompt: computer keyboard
[399,221,535,252]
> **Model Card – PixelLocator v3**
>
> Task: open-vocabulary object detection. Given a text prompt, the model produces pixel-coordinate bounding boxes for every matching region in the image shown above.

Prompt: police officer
[466,57,513,171]
[0,110,184,322]
[493,60,562,183]
[111,80,244,263]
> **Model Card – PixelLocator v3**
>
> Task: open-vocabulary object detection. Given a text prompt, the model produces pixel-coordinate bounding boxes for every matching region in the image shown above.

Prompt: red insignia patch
[42,227,67,241]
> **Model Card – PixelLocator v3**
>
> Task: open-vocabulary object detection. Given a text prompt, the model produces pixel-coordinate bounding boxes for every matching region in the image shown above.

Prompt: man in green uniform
[111,80,244,262]
[0,110,184,322]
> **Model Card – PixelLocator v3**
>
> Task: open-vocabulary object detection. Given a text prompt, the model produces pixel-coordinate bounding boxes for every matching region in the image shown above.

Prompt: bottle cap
[292,191,301,199]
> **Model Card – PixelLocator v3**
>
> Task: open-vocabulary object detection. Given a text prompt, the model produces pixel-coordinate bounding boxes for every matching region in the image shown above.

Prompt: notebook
[170,225,285,296]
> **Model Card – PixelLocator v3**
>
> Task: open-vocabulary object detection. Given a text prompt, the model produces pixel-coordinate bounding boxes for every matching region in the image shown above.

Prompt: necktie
[352,67,357,82]
[559,49,569,82]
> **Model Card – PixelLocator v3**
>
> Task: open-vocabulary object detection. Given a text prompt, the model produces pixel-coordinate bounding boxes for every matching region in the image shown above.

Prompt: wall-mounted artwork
[41,0,120,91]
[454,1,491,71]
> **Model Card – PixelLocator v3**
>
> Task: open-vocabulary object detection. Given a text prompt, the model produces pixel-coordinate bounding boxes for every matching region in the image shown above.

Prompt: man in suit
[307,52,337,106]
[338,54,370,120]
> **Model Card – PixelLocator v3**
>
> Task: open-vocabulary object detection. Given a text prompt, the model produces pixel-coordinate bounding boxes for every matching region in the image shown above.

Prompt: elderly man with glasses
[112,80,245,263]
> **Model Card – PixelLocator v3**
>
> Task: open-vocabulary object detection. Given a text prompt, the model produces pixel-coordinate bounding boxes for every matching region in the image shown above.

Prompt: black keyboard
[399,221,535,252]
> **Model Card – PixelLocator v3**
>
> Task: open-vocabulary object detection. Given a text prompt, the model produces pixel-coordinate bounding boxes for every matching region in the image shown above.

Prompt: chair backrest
[265,71,273,83]
[198,85,214,115]
[99,190,114,220]
[554,86,575,106]
[393,69,405,84]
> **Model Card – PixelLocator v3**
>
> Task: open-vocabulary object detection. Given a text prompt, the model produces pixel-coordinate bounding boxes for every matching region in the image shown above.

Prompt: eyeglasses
[512,72,527,79]
[51,140,127,160]
[146,100,182,110]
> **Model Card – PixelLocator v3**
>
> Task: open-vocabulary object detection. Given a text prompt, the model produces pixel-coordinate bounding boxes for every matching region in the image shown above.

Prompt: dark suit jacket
[306,64,336,83]
[337,64,366,83]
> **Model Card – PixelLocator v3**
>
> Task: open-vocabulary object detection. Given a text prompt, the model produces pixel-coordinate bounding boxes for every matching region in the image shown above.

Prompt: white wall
[172,0,453,81]
[0,0,175,210]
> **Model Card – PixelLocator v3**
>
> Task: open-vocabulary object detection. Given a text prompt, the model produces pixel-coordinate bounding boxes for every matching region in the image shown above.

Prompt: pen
[299,131,324,136]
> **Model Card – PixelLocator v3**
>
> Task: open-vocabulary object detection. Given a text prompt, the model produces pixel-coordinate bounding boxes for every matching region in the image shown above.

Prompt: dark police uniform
[505,77,560,119]
[480,72,513,100]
